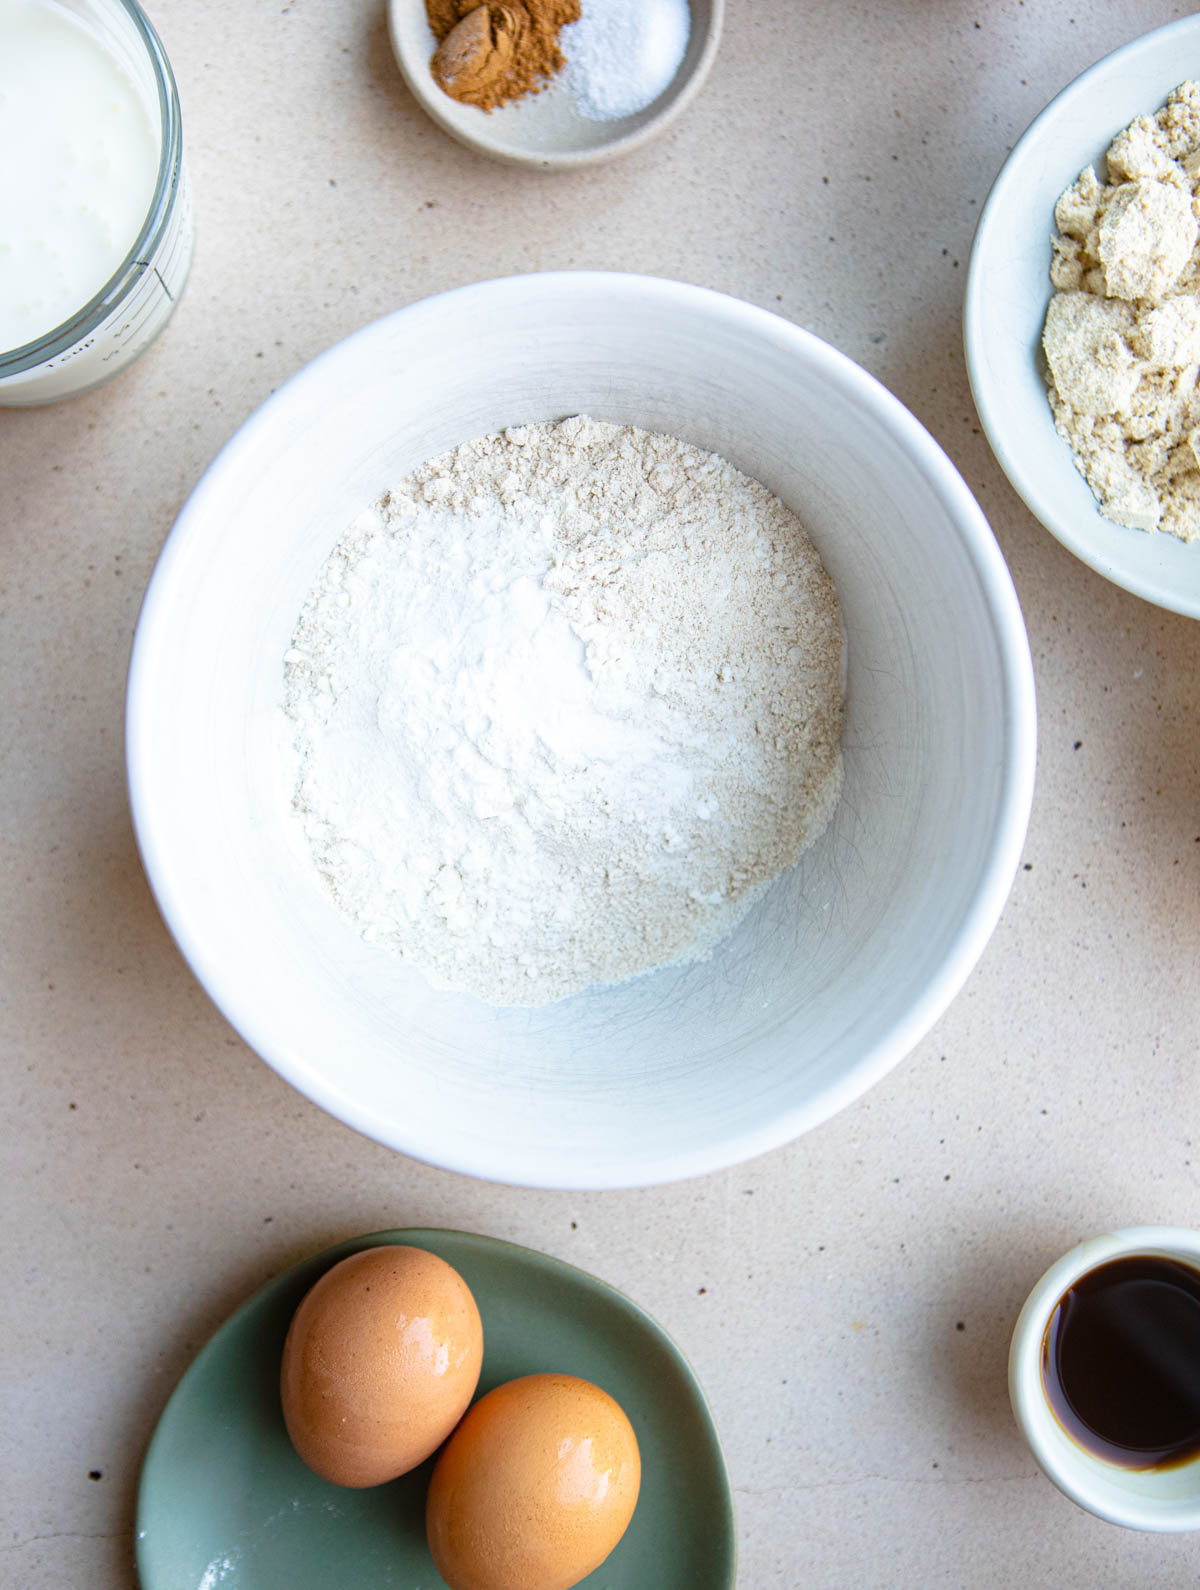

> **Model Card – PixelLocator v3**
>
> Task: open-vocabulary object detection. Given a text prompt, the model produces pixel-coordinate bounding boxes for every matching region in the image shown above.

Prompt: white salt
[563,0,691,122]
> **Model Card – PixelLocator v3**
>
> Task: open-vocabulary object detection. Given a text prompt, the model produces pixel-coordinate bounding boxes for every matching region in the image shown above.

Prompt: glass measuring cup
[0,0,192,405]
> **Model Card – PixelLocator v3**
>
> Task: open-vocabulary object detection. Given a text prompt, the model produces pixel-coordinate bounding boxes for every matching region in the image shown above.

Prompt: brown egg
[425,1372,641,1590]
[280,1244,482,1487]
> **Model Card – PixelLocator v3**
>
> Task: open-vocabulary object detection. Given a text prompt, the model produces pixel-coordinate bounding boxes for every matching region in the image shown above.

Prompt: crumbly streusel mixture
[1044,81,1200,542]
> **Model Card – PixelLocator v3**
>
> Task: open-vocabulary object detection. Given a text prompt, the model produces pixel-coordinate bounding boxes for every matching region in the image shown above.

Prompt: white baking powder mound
[283,418,844,1007]
[562,0,690,122]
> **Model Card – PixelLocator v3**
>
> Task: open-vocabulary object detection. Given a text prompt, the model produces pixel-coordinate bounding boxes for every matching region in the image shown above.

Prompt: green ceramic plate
[137,1229,736,1590]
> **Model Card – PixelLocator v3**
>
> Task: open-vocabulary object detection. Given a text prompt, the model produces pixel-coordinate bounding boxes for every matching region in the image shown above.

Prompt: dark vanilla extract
[1041,1254,1200,1470]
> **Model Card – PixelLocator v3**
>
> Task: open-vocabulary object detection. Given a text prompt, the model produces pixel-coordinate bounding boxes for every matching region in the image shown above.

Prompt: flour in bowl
[284,418,843,1006]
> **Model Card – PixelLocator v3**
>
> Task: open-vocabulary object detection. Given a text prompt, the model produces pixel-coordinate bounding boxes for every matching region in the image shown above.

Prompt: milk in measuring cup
[0,0,191,403]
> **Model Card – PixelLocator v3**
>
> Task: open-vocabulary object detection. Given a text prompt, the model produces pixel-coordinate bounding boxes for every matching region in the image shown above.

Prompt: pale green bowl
[136,1228,735,1589]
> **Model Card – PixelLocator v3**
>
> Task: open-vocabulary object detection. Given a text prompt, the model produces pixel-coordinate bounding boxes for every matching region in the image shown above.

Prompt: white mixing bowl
[126,273,1036,1189]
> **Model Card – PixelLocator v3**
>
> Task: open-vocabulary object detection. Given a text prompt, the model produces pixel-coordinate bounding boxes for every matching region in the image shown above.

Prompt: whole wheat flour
[1043,81,1200,542]
[284,418,844,1006]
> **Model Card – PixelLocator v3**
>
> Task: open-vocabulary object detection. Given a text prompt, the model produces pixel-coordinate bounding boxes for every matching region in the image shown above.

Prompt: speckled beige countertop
[5,2,1200,1585]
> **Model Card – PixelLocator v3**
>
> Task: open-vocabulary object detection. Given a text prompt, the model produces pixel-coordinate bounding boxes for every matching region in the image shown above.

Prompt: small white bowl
[1010,1226,1200,1532]
[126,272,1035,1189]
[388,0,722,168]
[965,15,1200,620]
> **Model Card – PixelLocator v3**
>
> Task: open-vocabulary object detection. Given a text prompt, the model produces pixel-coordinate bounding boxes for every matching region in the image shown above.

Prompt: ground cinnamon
[427,1,581,113]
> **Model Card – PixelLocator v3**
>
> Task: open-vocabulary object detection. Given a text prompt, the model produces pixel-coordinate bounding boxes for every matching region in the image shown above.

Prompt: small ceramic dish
[1010,1225,1200,1532]
[137,1229,735,1588]
[388,0,723,168]
[964,14,1200,619]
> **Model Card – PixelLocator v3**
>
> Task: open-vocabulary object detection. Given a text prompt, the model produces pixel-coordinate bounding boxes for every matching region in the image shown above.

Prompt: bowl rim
[1009,1225,1200,1532]
[126,270,1037,1189]
[963,13,1200,620]
[386,0,725,169]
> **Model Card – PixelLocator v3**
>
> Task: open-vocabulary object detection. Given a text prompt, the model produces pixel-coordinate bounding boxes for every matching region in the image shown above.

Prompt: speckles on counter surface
[6,3,1200,1589]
